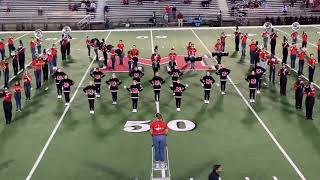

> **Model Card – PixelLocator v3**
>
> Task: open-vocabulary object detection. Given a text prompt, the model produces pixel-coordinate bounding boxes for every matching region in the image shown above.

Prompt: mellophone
[212,51,229,57]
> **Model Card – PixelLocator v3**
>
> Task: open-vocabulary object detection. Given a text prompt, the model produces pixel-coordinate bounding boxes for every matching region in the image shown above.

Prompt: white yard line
[191,29,307,180]
[4,32,31,45]
[273,176,279,180]
[150,30,154,53]
[25,31,111,180]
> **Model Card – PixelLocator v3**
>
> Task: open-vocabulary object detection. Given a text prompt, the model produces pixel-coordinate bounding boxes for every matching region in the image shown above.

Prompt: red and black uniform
[270,31,278,55]
[127,52,133,72]
[129,69,144,84]
[53,71,66,96]
[304,86,316,120]
[12,53,19,75]
[249,42,257,65]
[282,41,289,64]
[168,53,177,72]
[149,76,165,101]
[130,48,139,68]
[83,85,97,111]
[298,51,306,75]
[294,79,306,109]
[23,74,32,100]
[93,42,99,62]
[32,58,44,89]
[234,30,241,51]
[152,58,160,75]
[253,65,266,92]
[100,43,108,66]
[170,82,186,109]
[17,45,26,70]
[169,68,183,85]
[1,91,12,124]
[187,47,197,69]
[60,38,68,61]
[7,37,14,56]
[214,42,224,64]
[117,42,125,65]
[267,57,278,83]
[42,55,49,81]
[0,40,5,60]
[278,67,289,96]
[1,59,9,88]
[302,33,308,48]
[220,35,226,51]
[290,46,298,69]
[246,74,258,101]
[60,78,74,103]
[169,52,177,61]
[127,84,143,110]
[307,57,316,82]
[200,75,215,101]
[86,37,91,56]
[90,70,105,96]
[216,68,230,93]
[106,78,122,103]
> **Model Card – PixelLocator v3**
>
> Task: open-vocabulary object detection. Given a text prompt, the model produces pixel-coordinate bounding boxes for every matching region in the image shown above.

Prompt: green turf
[0,26,319,180]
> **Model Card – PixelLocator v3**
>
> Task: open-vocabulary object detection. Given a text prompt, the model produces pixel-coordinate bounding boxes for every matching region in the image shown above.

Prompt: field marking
[191,29,307,180]
[273,176,279,180]
[245,177,250,180]
[150,30,154,53]
[25,31,111,180]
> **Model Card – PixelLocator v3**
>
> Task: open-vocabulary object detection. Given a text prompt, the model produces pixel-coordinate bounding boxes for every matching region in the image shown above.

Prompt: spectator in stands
[6,3,11,13]
[172,5,177,19]
[38,7,43,16]
[137,0,143,5]
[90,1,97,12]
[123,0,129,5]
[165,5,171,14]
[290,0,295,7]
[281,4,288,14]
[164,13,169,26]
[177,12,184,27]
[150,12,157,26]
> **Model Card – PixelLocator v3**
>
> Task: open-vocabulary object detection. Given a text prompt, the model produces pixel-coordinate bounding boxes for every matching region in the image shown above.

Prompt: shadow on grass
[86,162,132,180]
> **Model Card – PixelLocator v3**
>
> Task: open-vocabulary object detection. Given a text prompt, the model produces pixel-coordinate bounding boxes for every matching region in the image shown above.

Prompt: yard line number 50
[124,119,196,133]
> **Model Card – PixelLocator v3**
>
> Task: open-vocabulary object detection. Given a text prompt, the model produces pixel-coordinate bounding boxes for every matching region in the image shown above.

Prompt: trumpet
[34,29,43,39]
[263,22,272,32]
[292,22,300,32]
[62,26,72,36]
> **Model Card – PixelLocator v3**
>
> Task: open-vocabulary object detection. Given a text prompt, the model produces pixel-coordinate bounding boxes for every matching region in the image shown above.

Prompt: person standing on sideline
[36,37,42,55]
[302,31,308,48]
[90,68,105,98]
[216,64,230,95]
[32,56,44,89]
[53,68,66,99]
[126,80,143,113]
[267,56,278,83]
[106,73,122,105]
[17,40,26,71]
[298,48,306,75]
[149,72,165,102]
[12,81,22,112]
[170,79,187,112]
[246,70,258,103]
[270,29,278,55]
[304,84,316,120]
[83,81,97,114]
[1,89,13,124]
[30,37,36,59]
[86,36,91,57]
[294,76,305,110]
[241,33,248,56]
[290,43,297,69]
[0,39,5,60]
[278,63,289,96]
[282,37,289,64]
[307,53,317,82]
[60,75,74,106]
[177,11,184,27]
[200,71,215,104]
[234,26,241,52]
[208,164,222,180]
[150,113,168,169]
[261,29,269,50]
[22,71,32,100]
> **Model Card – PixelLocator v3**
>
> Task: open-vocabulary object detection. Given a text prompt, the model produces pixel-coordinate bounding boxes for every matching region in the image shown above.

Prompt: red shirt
[30,40,36,48]
[318,43,320,50]
[302,34,308,42]
[1,60,9,69]
[130,48,139,56]
[249,43,257,52]
[110,48,115,57]
[298,52,305,60]
[117,43,124,51]
[261,31,268,38]
[50,48,57,56]
[32,59,44,71]
[188,47,196,56]
[290,47,297,55]
[267,58,278,67]
[13,85,22,93]
[305,88,316,97]
[214,43,223,51]
[308,58,316,66]
[259,51,267,60]
[150,119,168,136]
[241,35,247,44]
[291,32,298,39]
[220,36,226,43]
[7,37,13,45]
[2,92,12,102]
[0,41,4,49]
[169,52,177,60]
[23,75,32,84]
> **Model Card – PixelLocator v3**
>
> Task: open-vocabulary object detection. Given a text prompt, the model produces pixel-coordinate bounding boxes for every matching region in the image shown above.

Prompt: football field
[0,25,320,180]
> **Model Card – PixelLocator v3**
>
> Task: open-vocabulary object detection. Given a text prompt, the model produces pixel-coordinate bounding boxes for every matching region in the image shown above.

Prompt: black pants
[43,64,48,81]
[56,84,62,95]
[175,97,182,108]
[295,91,303,109]
[61,48,67,60]
[87,45,91,56]
[305,96,314,119]
[95,83,101,95]
[153,68,159,76]
[66,43,71,56]
[94,49,99,61]
[18,56,25,70]
[257,78,262,91]
[269,67,275,83]
[282,48,288,64]
[302,41,307,48]
[132,98,138,109]
[298,60,304,75]
[204,90,211,100]
[249,89,256,99]
[12,61,18,75]
[270,40,276,55]
[64,92,70,103]
[220,81,226,92]
[111,92,118,102]
[88,99,94,110]
[308,66,315,82]
[103,51,108,66]
[154,90,160,101]
[280,77,287,96]
[216,55,222,64]
[235,37,239,51]
[3,101,12,124]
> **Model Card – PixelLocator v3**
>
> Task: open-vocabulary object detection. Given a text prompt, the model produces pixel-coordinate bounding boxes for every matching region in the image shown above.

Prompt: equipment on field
[62,26,72,36]
[263,22,272,32]
[292,22,300,32]
[151,146,171,180]
[115,48,123,56]
[34,29,43,39]
[184,56,202,63]
[212,51,229,57]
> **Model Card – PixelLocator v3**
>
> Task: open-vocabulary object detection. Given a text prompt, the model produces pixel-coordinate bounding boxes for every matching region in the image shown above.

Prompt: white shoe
[89,110,94,114]
[112,101,116,105]
[160,162,166,169]
[65,103,69,106]
[221,91,225,95]
[57,95,62,99]
[257,90,260,94]
[96,94,100,98]
[177,108,180,112]
[132,109,137,113]
[154,162,160,170]
[207,100,210,104]
[204,100,206,104]
[252,99,255,103]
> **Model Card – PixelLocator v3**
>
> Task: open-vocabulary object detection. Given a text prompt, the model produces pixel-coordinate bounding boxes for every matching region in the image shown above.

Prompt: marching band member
[294,76,305,109]
[41,49,49,81]
[261,29,269,50]
[200,71,215,104]
[253,62,266,94]
[241,33,248,56]
[304,84,316,120]
[234,26,241,51]
[168,48,177,72]
[220,32,226,51]
[129,66,144,84]
[0,39,5,60]
[47,48,54,76]
[215,64,230,95]
[36,37,42,55]
[259,47,268,71]
[214,39,223,64]
[248,39,257,65]
[267,56,278,83]
[1,57,10,88]
[83,81,97,114]
[126,80,143,113]
[117,40,125,65]
[53,68,66,99]
[290,43,297,69]
[32,55,45,89]
[60,74,74,105]
[7,35,14,57]
[100,40,108,68]
[246,70,258,103]
[278,63,289,96]
[22,71,32,100]
[110,45,116,70]
[12,81,22,112]
[65,34,72,56]
[60,35,68,61]
[106,73,122,105]
[270,29,278,55]
[130,45,139,68]
[170,79,186,112]
[282,37,289,64]
[90,68,105,97]
[93,40,99,62]
[149,72,165,102]
[302,31,308,48]
[298,48,306,75]
[30,37,36,59]
[12,51,19,75]
[1,89,13,124]
[169,65,183,86]
[187,43,196,69]
[50,44,58,68]
[86,36,91,57]
[127,50,132,72]
[17,40,25,71]
[307,53,317,82]
[290,30,298,44]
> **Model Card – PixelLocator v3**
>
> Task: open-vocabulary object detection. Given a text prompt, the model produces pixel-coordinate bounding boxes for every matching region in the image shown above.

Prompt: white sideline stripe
[4,32,30,45]
[245,177,250,180]
[166,146,171,179]
[156,101,160,113]
[191,29,307,180]
[25,31,112,180]
[273,176,279,180]
[150,30,154,53]
[2,24,320,34]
